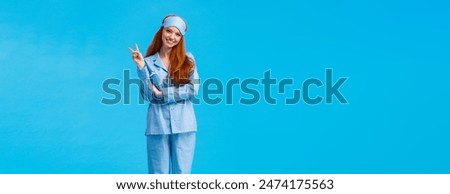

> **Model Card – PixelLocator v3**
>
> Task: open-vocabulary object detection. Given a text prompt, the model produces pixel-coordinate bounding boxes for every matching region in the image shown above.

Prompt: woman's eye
[175,33,181,37]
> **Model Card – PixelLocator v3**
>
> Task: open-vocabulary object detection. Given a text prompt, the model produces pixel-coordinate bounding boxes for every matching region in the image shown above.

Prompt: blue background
[1,0,449,173]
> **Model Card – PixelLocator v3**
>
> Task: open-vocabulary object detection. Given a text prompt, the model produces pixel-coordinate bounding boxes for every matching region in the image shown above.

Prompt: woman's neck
[159,45,172,69]
[159,46,172,59]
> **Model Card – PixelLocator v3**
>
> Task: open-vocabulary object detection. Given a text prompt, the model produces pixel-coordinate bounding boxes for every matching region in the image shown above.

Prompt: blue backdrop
[1,0,449,173]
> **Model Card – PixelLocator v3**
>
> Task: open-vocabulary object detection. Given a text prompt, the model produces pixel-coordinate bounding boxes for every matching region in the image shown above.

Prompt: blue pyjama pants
[146,132,196,174]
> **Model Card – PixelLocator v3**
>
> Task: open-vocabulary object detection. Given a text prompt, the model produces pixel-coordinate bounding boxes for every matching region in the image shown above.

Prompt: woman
[128,15,199,174]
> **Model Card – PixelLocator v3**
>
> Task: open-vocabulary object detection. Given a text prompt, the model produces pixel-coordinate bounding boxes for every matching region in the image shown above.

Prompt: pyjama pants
[146,132,196,174]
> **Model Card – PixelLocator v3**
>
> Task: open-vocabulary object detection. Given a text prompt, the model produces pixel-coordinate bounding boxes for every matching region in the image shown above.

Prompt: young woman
[128,15,199,174]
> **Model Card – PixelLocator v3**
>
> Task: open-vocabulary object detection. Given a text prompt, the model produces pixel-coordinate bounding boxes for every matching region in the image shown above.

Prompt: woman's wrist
[137,62,145,69]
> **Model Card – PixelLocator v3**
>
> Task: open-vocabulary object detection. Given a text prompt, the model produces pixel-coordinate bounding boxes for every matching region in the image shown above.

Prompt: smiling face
[161,26,182,49]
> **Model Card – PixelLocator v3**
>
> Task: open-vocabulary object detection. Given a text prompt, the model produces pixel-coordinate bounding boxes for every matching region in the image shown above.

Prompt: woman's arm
[129,43,160,102]
[136,66,161,102]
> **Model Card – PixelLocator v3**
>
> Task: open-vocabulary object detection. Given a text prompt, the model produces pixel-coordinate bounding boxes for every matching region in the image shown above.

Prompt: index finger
[135,43,140,52]
[128,47,135,53]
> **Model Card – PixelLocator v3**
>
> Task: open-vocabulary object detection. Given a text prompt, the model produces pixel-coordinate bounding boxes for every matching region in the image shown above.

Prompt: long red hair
[145,27,194,85]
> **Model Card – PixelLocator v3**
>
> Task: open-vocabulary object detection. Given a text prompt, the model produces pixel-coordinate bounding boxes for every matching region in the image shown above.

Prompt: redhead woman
[128,15,199,174]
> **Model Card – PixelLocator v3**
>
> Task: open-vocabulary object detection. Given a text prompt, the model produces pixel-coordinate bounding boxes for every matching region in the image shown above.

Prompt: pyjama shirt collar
[144,52,169,73]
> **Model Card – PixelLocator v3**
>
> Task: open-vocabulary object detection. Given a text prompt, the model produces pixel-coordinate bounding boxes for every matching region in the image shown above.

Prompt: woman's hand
[128,43,145,69]
[152,84,163,97]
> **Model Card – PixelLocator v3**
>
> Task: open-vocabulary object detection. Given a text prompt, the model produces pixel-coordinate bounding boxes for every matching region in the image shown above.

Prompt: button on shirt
[136,52,199,135]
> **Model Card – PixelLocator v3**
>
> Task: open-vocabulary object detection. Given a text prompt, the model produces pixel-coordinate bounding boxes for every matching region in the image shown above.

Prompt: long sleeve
[137,65,161,102]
